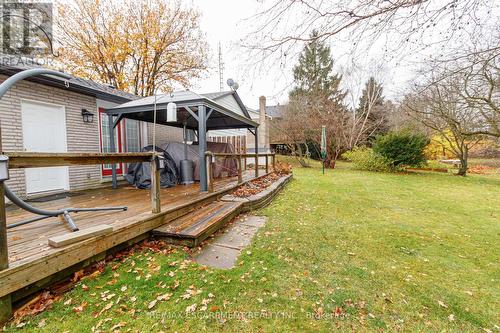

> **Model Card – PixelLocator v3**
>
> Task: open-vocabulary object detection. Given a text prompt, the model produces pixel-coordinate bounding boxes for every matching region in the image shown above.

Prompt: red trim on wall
[98,107,123,176]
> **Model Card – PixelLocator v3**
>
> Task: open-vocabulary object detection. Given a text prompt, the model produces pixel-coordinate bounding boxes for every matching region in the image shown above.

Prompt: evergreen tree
[357,77,389,139]
[289,30,345,103]
[357,77,384,113]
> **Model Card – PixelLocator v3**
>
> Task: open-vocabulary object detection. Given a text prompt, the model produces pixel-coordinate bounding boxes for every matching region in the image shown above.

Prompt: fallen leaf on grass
[448,314,455,321]
[38,319,46,327]
[185,304,197,313]
[157,293,172,301]
[72,301,88,313]
[95,301,114,317]
[110,321,127,331]
[148,300,157,309]
[438,300,448,308]
[13,291,56,321]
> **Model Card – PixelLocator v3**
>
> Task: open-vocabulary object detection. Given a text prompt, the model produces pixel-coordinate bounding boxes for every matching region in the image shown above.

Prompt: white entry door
[22,100,69,194]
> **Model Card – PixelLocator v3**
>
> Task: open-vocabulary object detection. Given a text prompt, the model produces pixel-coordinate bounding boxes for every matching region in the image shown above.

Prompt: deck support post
[0,123,12,324]
[254,127,259,178]
[206,154,214,193]
[265,154,269,174]
[108,114,118,189]
[198,105,208,192]
[272,154,276,170]
[237,155,243,184]
[151,158,161,213]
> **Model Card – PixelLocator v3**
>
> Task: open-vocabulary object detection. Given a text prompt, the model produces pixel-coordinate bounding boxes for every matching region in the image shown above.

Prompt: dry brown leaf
[148,299,157,309]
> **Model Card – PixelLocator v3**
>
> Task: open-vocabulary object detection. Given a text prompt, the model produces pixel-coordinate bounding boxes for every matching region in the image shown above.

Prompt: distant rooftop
[266,104,283,118]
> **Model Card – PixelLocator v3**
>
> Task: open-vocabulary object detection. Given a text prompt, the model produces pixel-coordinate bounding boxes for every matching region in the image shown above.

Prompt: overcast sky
[187,0,498,109]
[186,0,414,109]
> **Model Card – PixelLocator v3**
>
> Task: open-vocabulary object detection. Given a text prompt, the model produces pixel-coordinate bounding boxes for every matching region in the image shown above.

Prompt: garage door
[22,100,69,194]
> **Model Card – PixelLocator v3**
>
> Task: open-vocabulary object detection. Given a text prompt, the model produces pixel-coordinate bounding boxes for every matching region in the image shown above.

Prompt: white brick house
[0,66,182,198]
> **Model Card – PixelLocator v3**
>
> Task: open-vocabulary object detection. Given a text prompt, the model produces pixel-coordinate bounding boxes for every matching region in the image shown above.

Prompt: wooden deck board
[0,172,257,298]
[152,201,243,246]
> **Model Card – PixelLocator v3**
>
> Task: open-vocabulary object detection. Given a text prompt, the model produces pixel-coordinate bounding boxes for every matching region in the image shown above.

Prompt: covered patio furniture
[105,90,259,192]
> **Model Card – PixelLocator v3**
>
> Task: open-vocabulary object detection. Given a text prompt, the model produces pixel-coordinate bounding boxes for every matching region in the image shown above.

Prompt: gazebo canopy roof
[105,90,258,130]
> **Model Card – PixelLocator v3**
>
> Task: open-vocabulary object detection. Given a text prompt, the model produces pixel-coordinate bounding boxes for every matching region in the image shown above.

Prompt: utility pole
[218,42,224,92]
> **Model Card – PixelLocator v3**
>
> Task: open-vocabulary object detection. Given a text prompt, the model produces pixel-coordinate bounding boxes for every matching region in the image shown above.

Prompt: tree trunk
[457,147,468,176]
[292,143,310,167]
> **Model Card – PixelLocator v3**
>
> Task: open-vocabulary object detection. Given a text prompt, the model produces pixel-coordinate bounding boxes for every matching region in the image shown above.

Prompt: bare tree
[271,92,351,168]
[404,75,485,176]
[459,51,499,137]
[243,0,497,61]
[271,97,313,167]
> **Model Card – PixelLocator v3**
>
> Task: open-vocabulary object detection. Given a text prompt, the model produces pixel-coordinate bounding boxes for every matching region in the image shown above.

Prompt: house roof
[200,90,251,119]
[106,90,258,130]
[266,104,283,118]
[0,58,139,103]
[246,107,259,119]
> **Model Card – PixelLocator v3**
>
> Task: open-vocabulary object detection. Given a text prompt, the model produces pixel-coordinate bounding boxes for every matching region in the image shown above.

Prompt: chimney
[258,96,267,151]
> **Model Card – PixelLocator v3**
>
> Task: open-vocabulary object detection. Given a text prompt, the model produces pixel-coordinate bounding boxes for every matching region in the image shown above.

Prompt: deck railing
[205,152,276,193]
[0,151,162,317]
[3,151,160,211]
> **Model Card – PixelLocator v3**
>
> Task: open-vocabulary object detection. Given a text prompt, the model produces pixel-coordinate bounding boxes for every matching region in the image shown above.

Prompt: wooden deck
[0,172,256,300]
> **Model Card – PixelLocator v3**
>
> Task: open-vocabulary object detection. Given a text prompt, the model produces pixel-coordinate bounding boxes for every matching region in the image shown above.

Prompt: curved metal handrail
[1,68,127,231]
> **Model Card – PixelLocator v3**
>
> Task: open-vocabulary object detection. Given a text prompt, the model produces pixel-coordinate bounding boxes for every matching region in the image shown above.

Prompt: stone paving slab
[213,224,258,249]
[194,216,267,269]
[194,244,241,269]
[239,215,267,228]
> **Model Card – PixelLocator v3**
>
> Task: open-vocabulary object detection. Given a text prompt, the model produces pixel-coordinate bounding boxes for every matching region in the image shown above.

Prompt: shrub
[342,147,393,172]
[373,131,429,168]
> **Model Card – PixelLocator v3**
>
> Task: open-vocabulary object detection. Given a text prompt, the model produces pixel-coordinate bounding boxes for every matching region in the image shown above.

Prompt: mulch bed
[232,173,282,198]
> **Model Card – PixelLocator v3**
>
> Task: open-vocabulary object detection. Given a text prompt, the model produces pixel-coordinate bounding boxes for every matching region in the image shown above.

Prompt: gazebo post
[198,105,208,192]
[183,123,188,160]
[254,126,259,178]
[108,114,118,189]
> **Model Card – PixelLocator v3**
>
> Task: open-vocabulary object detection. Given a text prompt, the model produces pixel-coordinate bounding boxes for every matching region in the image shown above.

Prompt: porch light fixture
[166,102,177,122]
[0,155,10,182]
[81,108,94,123]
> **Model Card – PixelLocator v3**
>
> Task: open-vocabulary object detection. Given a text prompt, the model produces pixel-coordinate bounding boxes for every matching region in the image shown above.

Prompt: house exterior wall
[0,74,101,198]
[246,96,271,154]
[146,123,184,147]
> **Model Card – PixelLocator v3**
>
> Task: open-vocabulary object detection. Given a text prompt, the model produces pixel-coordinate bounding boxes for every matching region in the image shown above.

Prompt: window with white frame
[125,119,141,152]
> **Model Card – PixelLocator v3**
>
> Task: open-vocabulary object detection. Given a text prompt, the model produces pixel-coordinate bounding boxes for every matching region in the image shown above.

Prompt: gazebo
[105,90,260,191]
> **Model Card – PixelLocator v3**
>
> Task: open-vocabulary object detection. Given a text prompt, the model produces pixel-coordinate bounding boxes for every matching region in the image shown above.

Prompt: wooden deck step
[152,201,243,247]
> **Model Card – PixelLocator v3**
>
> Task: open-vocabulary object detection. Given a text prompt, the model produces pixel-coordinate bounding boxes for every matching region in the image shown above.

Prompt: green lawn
[6,158,500,332]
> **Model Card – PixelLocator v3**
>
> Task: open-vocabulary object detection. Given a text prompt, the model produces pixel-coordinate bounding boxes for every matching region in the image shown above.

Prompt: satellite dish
[226,78,234,87]
[232,82,239,91]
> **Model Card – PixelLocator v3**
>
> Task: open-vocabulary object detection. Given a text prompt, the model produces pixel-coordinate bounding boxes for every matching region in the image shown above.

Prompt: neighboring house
[0,65,183,198]
[206,90,254,153]
[265,103,288,153]
[209,94,272,160]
